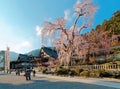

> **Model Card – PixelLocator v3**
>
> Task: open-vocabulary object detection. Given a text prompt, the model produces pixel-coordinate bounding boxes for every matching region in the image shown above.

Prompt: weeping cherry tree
[41,0,97,66]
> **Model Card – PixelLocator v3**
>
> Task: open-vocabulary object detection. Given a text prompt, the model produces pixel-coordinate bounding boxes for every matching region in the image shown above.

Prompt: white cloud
[36,25,43,36]
[0,19,32,53]
[21,41,31,48]
[64,10,70,21]
[0,45,6,51]
[0,40,31,54]
[11,41,31,53]
[76,0,81,4]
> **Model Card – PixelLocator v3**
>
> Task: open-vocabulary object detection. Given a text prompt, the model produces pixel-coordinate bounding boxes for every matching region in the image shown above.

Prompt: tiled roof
[41,47,58,59]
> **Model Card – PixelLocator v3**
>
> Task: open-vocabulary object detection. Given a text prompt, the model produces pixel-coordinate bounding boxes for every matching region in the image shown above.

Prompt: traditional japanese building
[32,46,58,68]
[10,46,58,69]
[10,54,34,69]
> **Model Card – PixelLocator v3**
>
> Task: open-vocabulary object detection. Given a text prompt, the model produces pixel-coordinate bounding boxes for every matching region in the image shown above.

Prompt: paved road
[0,73,119,89]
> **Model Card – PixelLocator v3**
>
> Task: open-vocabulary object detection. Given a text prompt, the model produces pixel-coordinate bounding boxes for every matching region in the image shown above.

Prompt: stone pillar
[4,47,10,73]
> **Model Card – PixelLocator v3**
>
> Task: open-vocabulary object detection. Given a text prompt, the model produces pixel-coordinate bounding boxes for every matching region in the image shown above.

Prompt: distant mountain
[27,49,40,57]
[10,51,19,61]
[0,49,41,63]
[0,51,19,61]
[0,51,19,67]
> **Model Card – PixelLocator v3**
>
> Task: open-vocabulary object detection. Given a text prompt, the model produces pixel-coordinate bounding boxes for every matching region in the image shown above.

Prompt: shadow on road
[0,76,117,89]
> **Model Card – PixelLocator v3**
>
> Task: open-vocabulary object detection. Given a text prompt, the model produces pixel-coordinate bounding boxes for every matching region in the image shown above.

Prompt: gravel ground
[0,73,119,89]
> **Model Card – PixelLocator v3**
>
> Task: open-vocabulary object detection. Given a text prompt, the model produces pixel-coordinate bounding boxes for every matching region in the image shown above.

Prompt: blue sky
[0,0,120,53]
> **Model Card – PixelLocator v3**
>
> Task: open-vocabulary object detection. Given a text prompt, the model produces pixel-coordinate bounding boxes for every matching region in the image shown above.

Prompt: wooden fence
[69,64,120,71]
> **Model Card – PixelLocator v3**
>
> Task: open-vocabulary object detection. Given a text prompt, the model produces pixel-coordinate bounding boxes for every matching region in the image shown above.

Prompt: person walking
[25,69,31,80]
[18,70,20,76]
[16,70,18,75]
[33,70,36,77]
[24,70,27,80]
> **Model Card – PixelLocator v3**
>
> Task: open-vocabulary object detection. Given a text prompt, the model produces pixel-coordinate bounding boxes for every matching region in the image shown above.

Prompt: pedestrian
[18,70,20,76]
[16,70,18,75]
[25,69,31,80]
[33,70,36,77]
[24,70,27,79]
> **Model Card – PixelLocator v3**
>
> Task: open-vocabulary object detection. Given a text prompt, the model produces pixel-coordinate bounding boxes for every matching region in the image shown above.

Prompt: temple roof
[40,47,58,59]
[17,54,33,62]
